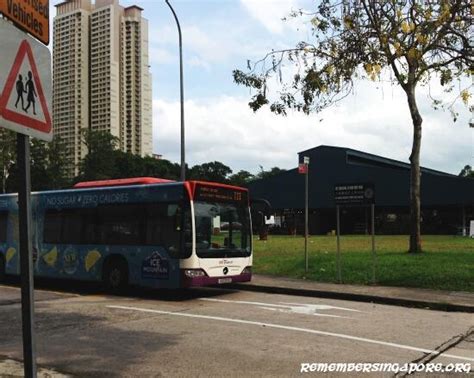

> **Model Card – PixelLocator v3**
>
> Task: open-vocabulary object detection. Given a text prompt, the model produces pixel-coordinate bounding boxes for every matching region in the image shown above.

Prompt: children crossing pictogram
[24,71,38,115]
[15,74,26,110]
[0,38,51,136]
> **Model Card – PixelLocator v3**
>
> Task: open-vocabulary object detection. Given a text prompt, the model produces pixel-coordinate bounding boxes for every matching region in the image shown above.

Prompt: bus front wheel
[103,258,128,291]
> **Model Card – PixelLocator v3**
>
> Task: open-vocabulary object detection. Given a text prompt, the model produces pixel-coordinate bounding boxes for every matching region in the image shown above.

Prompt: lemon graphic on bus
[43,247,58,267]
[85,249,101,272]
[6,247,16,263]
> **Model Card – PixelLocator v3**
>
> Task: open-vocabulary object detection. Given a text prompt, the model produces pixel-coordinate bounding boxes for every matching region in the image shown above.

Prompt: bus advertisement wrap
[0,178,253,290]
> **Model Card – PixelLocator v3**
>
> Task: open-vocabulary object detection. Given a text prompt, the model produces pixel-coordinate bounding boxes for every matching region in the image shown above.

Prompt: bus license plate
[218,278,232,284]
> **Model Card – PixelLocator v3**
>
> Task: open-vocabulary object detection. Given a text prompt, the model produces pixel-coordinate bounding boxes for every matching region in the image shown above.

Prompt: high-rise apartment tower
[53,0,152,177]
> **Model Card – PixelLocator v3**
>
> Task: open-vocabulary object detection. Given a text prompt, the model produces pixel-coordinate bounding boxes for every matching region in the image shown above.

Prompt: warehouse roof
[247,146,473,209]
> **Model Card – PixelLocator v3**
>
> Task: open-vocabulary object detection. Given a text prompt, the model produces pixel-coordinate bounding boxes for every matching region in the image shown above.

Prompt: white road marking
[107,305,474,363]
[199,298,360,318]
[279,302,362,312]
[257,306,347,318]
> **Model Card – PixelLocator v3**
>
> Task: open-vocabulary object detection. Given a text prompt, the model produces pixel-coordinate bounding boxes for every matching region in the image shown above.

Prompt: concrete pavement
[231,274,474,313]
[0,357,69,377]
[0,284,473,376]
[1,275,473,375]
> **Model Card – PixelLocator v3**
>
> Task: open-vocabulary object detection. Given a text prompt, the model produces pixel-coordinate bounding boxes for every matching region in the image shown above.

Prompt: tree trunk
[406,87,423,253]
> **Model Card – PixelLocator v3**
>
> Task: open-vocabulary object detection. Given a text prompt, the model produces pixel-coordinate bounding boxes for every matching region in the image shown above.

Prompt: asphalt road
[0,280,472,377]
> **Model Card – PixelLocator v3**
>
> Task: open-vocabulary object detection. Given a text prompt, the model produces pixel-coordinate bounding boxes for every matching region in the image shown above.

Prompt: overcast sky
[50,0,473,175]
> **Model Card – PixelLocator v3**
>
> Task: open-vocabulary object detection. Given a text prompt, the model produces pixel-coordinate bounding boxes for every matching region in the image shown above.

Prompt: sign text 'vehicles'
[0,0,50,45]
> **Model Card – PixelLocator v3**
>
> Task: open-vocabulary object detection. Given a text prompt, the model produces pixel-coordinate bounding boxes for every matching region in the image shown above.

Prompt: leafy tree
[0,129,16,193]
[256,166,286,180]
[229,170,255,186]
[77,130,120,181]
[75,130,182,183]
[189,161,233,183]
[30,138,49,190]
[234,0,472,253]
[31,137,71,191]
[113,152,145,179]
[46,137,72,189]
[2,135,71,193]
[140,156,181,180]
[114,153,181,180]
[459,165,474,178]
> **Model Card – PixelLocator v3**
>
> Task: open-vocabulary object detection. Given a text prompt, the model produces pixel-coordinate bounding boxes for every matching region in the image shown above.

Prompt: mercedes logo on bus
[223,267,229,275]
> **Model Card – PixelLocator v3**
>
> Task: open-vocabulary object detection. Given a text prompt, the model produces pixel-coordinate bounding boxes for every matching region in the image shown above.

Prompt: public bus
[0,177,253,289]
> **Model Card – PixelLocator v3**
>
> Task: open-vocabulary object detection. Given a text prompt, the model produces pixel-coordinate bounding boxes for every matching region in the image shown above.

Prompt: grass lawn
[252,235,474,292]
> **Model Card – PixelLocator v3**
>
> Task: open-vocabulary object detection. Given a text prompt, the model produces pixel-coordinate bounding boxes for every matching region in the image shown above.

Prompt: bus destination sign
[0,0,50,45]
[194,184,248,204]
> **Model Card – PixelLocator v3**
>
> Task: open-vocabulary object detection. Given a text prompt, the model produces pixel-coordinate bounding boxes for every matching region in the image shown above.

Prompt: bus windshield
[194,201,251,258]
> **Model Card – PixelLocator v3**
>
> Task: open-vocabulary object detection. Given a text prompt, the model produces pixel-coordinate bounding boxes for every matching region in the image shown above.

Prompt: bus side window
[44,208,98,245]
[146,204,172,244]
[43,210,63,243]
[0,211,7,243]
[81,208,98,244]
[146,203,180,255]
[96,204,145,245]
[61,209,84,244]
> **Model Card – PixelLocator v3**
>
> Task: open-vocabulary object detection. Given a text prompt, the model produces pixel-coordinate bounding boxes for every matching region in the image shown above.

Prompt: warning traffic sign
[0,18,52,141]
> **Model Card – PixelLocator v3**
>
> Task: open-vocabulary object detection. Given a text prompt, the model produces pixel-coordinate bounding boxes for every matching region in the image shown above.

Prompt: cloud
[240,0,301,34]
[149,46,175,64]
[152,88,473,175]
[149,23,262,68]
[148,7,304,71]
[187,56,211,71]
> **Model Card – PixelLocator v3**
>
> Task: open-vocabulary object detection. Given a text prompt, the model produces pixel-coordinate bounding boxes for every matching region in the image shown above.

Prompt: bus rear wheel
[103,258,128,292]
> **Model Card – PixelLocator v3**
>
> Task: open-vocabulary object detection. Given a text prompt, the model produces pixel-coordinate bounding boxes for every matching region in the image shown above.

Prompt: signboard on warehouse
[334,183,375,206]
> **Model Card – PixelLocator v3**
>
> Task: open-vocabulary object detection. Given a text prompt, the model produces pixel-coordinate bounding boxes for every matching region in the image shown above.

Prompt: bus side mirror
[250,198,272,216]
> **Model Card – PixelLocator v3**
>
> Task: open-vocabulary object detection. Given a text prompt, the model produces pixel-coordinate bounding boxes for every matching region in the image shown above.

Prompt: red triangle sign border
[0,39,51,134]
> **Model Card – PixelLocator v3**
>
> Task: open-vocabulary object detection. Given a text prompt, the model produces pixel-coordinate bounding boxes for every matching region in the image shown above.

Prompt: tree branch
[361,0,406,89]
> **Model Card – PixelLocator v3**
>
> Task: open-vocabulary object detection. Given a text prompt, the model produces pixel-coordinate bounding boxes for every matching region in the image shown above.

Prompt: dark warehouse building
[247,146,474,235]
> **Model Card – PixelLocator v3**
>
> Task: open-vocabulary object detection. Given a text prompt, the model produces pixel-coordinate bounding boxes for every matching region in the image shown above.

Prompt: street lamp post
[165,0,186,181]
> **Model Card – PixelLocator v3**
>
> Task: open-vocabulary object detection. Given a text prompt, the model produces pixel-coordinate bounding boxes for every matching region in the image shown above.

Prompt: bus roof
[73,177,175,189]
[73,177,249,204]
[73,178,248,193]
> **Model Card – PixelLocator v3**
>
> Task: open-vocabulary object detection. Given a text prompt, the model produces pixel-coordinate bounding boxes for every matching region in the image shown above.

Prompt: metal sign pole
[336,205,341,283]
[371,204,376,284]
[304,163,309,273]
[17,133,36,376]
[299,156,310,274]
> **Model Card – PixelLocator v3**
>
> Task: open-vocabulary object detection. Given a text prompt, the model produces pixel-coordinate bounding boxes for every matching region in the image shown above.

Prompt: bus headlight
[241,266,252,275]
[183,269,207,278]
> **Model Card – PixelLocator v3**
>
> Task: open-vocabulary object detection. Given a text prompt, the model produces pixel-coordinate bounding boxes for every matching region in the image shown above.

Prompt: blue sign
[141,251,169,279]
